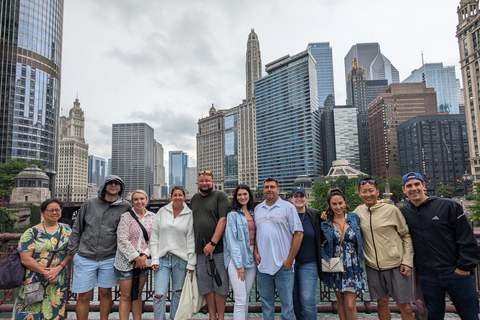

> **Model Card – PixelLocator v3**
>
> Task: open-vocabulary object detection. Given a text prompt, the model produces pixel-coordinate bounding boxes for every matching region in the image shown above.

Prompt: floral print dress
[323,226,366,294]
[13,225,71,320]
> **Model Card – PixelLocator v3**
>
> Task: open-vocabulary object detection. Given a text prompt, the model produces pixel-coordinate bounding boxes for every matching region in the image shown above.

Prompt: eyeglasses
[45,209,61,213]
[107,181,120,185]
[359,179,377,187]
[264,185,277,189]
[200,170,211,174]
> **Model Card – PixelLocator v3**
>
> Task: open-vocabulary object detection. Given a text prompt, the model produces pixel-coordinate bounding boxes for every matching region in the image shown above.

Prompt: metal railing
[1,232,479,318]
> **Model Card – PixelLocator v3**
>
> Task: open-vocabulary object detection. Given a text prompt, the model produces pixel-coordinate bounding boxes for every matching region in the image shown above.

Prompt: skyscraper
[224,108,238,193]
[237,29,262,189]
[346,59,388,174]
[0,0,64,178]
[368,83,437,178]
[344,43,399,85]
[55,98,88,202]
[112,123,154,196]
[197,105,225,190]
[88,155,106,188]
[255,50,321,191]
[154,140,166,186]
[169,151,187,190]
[403,63,459,114]
[307,42,335,110]
[397,114,470,194]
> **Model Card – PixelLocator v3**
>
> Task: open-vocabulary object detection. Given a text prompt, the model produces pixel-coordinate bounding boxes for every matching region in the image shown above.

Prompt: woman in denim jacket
[223,184,256,320]
[321,188,366,320]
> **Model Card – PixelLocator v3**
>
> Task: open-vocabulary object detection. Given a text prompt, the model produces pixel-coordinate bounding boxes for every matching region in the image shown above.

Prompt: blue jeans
[417,272,479,320]
[293,261,318,320]
[257,266,295,320]
[153,254,187,320]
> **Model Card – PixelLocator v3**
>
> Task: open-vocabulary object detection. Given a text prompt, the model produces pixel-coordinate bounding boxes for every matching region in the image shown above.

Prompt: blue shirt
[295,212,316,264]
[255,198,303,275]
[223,209,255,269]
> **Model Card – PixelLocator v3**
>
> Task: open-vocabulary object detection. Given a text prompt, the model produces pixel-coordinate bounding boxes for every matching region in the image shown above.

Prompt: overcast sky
[60,0,462,166]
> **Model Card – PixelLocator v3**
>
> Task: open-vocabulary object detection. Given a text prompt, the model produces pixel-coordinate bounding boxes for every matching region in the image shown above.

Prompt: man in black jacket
[400,172,480,320]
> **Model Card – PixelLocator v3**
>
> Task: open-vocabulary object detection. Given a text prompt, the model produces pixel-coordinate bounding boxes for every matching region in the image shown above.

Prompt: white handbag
[321,257,344,273]
[174,271,206,320]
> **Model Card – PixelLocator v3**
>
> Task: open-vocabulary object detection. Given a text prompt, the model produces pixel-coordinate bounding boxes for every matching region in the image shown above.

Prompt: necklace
[42,221,59,234]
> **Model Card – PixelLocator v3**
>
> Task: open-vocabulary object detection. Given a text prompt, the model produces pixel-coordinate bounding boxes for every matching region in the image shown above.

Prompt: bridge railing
[1,232,479,317]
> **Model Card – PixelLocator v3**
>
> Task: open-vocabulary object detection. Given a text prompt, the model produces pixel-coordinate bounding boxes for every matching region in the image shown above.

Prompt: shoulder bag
[321,216,346,273]
[128,209,149,301]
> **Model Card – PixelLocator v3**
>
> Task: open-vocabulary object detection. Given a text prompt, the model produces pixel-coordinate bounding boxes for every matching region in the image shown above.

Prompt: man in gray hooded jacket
[67,175,131,320]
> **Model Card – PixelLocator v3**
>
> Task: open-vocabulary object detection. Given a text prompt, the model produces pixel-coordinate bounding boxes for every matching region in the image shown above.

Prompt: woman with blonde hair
[114,189,155,320]
[321,188,366,320]
[150,186,196,320]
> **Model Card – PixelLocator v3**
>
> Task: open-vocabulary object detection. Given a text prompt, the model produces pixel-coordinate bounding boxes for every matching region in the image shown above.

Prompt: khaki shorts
[196,253,229,296]
[366,266,414,303]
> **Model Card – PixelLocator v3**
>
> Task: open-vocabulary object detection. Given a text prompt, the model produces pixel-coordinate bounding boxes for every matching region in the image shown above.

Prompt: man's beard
[200,187,214,194]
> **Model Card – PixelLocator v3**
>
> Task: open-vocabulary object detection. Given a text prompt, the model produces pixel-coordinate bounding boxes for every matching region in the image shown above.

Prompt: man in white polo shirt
[254,178,304,320]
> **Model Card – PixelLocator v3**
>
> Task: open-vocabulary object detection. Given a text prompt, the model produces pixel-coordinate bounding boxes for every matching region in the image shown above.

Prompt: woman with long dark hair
[321,188,366,320]
[223,184,256,320]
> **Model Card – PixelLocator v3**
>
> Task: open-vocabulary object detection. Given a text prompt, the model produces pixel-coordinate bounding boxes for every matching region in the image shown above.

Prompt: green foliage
[0,208,15,233]
[310,182,330,212]
[344,185,362,210]
[466,195,475,201]
[30,204,41,225]
[0,159,45,197]
[435,185,455,198]
[468,183,480,221]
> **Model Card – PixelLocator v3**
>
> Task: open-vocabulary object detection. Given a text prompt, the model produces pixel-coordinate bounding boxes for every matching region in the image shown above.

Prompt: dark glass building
[307,42,335,112]
[397,114,470,195]
[0,0,64,176]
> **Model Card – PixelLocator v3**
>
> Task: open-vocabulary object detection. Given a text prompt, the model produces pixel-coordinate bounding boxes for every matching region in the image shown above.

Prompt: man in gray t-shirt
[191,171,230,320]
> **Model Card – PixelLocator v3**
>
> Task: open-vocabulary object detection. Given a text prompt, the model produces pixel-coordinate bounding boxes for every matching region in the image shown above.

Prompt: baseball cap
[402,172,424,186]
[291,186,306,196]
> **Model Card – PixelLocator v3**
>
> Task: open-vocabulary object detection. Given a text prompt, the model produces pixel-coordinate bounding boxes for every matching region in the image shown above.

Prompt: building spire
[246,28,262,99]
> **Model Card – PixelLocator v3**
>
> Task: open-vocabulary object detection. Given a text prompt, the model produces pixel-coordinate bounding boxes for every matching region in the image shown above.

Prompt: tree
[0,159,45,198]
[30,204,41,225]
[468,183,480,221]
[0,208,15,233]
[435,185,455,198]
[310,182,330,212]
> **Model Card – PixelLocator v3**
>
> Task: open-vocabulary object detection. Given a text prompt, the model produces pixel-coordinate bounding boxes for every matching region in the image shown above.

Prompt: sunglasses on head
[359,179,377,186]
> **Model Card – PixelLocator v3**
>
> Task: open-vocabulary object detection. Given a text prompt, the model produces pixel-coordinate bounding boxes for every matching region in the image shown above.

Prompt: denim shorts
[114,267,149,280]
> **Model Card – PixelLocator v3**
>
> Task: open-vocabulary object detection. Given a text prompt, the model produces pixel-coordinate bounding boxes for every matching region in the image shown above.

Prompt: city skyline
[60,1,461,162]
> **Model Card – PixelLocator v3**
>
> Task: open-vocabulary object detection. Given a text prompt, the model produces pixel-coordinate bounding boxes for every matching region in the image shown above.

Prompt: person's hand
[152,264,159,271]
[44,266,61,283]
[237,267,245,281]
[454,268,470,275]
[203,243,215,258]
[400,264,412,277]
[254,251,261,265]
[320,211,327,220]
[135,255,147,269]
[282,258,294,269]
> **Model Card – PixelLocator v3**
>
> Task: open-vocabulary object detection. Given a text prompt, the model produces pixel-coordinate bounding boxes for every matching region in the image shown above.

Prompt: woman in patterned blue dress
[321,188,366,320]
[13,199,72,320]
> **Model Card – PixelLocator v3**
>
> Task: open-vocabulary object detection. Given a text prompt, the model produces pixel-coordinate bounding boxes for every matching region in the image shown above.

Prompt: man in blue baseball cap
[400,172,480,320]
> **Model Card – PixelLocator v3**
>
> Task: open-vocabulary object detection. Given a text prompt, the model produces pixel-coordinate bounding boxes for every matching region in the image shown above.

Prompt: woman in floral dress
[321,188,366,320]
[13,199,72,320]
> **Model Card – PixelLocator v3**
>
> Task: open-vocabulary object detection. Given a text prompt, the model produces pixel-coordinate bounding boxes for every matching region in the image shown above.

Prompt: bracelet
[210,241,217,247]
[59,263,65,269]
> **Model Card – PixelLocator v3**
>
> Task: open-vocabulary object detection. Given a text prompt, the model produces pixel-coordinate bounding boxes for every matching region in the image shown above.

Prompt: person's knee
[377,298,390,307]
[397,302,413,314]
[77,291,93,303]
[120,290,131,301]
[98,287,112,299]
[346,301,356,313]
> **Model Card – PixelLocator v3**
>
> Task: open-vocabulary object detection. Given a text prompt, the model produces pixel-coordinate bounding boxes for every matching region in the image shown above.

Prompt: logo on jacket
[432,216,440,220]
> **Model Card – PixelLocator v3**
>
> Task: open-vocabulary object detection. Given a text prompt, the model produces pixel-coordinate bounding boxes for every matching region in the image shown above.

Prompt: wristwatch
[210,241,217,247]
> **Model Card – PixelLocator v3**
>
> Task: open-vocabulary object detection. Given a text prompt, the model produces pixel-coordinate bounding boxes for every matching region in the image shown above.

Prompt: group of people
[10,170,480,320]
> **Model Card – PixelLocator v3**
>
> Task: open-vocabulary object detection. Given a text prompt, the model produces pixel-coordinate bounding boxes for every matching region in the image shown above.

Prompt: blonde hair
[131,189,149,203]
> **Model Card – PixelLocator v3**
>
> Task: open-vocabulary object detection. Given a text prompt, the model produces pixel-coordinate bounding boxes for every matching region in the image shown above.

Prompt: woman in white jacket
[150,186,196,320]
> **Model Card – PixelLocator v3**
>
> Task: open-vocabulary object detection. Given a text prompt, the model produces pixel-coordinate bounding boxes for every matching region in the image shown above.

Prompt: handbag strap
[128,209,149,243]
[334,214,348,258]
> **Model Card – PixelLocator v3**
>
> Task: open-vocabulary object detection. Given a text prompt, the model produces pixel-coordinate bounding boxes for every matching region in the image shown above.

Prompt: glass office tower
[307,42,335,111]
[0,0,64,175]
[169,150,188,191]
[255,50,322,192]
